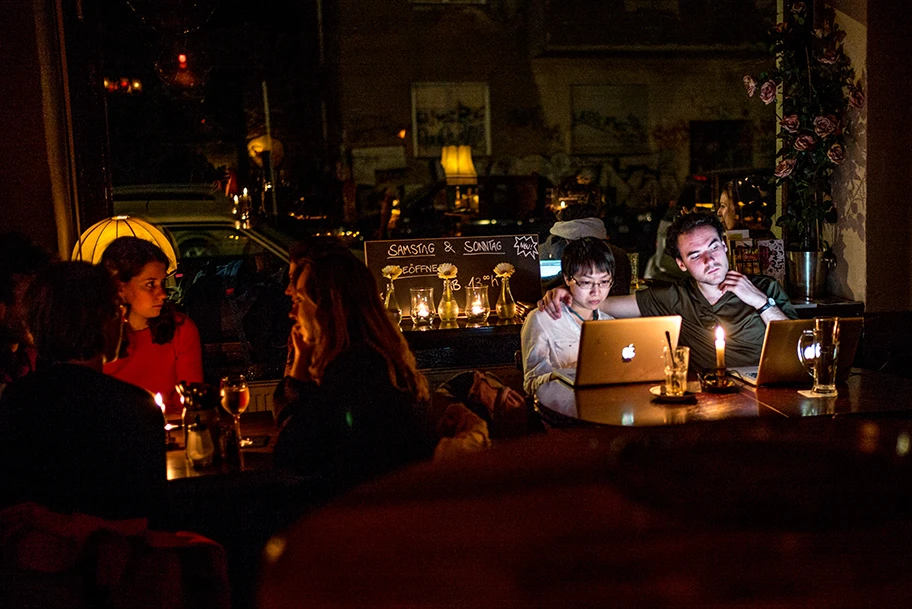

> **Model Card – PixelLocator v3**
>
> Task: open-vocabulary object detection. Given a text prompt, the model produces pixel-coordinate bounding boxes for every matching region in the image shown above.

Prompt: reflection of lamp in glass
[71,215,178,274]
[440,145,478,213]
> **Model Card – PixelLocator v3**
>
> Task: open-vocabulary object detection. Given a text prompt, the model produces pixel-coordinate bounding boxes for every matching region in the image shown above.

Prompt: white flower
[381,265,403,280]
[494,262,515,278]
[437,263,458,279]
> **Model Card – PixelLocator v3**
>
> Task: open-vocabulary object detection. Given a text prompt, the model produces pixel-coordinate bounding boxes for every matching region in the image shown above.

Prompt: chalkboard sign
[364,235,541,318]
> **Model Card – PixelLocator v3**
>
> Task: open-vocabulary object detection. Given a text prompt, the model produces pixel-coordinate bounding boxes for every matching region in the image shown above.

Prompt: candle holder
[701,369,738,393]
[465,284,490,324]
[410,287,435,327]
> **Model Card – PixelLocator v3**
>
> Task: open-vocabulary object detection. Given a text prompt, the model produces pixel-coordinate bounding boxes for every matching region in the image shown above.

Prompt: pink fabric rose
[774,158,797,178]
[849,87,865,109]
[793,135,816,151]
[743,75,757,97]
[759,80,777,105]
[827,144,846,165]
[813,115,838,137]
[780,114,800,133]
[818,48,839,64]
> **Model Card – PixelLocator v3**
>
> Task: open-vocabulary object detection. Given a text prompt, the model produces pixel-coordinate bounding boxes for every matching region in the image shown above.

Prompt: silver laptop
[553,316,682,387]
[730,317,863,387]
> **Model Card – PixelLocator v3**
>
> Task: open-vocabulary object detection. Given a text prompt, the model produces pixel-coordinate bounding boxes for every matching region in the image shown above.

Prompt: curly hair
[100,237,178,345]
[26,262,120,365]
[665,211,726,261]
[291,243,429,402]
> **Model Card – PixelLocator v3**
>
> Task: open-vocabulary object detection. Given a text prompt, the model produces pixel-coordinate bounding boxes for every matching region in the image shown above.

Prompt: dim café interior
[3,1,912,607]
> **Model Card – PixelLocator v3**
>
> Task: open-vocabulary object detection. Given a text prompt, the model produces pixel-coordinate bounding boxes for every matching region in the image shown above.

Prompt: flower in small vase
[382,265,403,281]
[493,262,515,278]
[437,263,458,280]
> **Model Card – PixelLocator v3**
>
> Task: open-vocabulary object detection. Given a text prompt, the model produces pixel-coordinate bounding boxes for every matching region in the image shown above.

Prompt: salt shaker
[185,418,215,468]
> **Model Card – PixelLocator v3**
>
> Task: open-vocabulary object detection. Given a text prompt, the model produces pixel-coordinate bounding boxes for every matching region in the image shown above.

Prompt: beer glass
[797,317,840,396]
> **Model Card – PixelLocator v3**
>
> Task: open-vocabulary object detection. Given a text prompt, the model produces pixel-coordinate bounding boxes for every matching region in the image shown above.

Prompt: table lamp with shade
[440,145,478,213]
[71,215,178,273]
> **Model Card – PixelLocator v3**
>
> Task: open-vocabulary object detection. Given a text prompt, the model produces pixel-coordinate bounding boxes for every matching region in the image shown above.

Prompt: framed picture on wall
[412,82,491,158]
[570,85,650,154]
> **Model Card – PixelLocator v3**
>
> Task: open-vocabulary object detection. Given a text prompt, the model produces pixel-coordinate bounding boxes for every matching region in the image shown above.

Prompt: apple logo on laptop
[621,343,636,362]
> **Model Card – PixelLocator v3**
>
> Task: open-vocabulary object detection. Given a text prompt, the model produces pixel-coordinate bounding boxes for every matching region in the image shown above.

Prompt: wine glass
[220,375,250,464]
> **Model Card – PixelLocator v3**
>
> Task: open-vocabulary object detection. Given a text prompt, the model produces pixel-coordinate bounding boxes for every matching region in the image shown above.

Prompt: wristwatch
[757,297,776,315]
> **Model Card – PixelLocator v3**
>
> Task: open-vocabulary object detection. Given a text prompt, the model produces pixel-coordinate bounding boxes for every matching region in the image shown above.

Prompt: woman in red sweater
[101,237,203,417]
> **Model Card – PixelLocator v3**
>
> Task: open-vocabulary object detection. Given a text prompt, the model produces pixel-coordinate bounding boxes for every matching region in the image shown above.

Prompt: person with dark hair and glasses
[540,211,797,371]
[522,237,616,394]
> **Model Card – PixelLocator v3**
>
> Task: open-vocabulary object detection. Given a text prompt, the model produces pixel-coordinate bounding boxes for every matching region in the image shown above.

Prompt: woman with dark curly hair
[101,236,203,416]
[274,241,436,493]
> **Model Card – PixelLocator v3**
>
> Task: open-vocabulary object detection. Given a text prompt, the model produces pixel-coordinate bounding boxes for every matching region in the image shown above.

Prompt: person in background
[0,232,51,394]
[540,211,797,371]
[101,237,203,416]
[274,241,436,494]
[644,182,697,285]
[0,262,166,522]
[539,202,631,297]
[717,179,776,238]
[522,237,616,395]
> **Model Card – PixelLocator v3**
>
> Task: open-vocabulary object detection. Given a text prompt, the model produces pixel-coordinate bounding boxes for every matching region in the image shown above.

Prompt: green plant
[743,1,864,251]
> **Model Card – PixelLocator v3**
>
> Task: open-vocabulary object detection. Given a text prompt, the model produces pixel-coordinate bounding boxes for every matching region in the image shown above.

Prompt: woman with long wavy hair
[101,237,203,416]
[274,241,435,492]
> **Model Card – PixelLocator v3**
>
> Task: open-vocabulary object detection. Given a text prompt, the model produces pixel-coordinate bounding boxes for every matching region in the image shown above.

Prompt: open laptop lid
[731,317,863,387]
[555,316,682,387]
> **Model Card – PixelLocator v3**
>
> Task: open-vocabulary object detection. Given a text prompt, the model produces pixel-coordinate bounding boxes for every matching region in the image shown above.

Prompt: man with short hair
[540,211,797,371]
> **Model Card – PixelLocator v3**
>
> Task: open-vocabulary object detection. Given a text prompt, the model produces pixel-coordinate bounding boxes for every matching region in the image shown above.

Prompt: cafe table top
[535,367,912,427]
[166,410,278,481]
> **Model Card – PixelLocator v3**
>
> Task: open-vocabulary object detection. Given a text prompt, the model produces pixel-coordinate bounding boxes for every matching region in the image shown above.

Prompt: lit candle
[155,392,175,431]
[715,326,726,369]
[471,298,484,316]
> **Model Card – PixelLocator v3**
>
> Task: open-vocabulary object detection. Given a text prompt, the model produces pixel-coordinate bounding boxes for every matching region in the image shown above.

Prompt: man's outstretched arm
[538,287,642,320]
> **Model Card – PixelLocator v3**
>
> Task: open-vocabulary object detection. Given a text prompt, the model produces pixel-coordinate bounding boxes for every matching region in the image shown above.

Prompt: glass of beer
[797,317,840,396]
[220,374,251,463]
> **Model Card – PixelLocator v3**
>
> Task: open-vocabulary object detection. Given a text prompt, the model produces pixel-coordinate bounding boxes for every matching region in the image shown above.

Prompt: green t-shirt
[635,276,798,371]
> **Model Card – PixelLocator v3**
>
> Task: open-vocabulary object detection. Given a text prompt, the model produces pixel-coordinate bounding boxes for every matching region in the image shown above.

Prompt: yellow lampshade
[440,145,477,186]
[71,216,178,273]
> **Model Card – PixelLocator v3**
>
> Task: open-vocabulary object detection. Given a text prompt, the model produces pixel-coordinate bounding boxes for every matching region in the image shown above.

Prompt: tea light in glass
[465,284,490,324]
[410,287,435,326]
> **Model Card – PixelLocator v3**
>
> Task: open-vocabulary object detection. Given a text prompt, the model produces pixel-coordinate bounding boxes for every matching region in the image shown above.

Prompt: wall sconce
[440,145,478,213]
